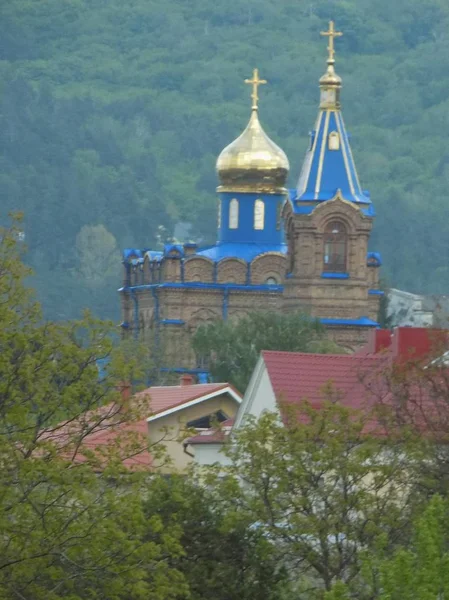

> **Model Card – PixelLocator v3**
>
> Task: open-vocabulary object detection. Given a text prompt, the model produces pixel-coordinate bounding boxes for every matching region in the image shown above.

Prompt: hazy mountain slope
[1,0,448,319]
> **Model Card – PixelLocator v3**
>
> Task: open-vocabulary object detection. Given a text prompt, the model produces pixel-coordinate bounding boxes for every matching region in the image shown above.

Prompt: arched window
[229,198,239,229]
[265,276,277,285]
[254,199,265,230]
[323,221,347,272]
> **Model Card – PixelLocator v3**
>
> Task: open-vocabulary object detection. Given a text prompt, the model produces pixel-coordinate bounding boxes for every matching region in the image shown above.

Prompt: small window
[217,199,221,228]
[328,131,340,151]
[187,410,229,430]
[323,221,347,272]
[254,199,265,230]
[229,198,239,229]
[265,277,277,285]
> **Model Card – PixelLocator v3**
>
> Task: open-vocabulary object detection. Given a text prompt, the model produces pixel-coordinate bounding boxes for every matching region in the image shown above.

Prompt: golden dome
[216,69,289,194]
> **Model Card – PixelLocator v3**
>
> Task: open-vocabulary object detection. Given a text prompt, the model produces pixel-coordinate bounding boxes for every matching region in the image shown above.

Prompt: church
[120,22,382,380]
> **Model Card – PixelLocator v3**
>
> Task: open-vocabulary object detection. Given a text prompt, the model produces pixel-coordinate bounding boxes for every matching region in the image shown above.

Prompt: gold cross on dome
[320,20,343,62]
[245,68,267,110]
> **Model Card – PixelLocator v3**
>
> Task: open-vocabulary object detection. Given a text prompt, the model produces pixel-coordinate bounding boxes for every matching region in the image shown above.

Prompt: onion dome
[216,69,289,194]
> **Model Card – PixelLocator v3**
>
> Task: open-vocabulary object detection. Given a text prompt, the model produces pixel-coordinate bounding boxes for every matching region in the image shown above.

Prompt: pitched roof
[295,110,370,206]
[48,383,240,470]
[138,383,241,420]
[262,350,388,410]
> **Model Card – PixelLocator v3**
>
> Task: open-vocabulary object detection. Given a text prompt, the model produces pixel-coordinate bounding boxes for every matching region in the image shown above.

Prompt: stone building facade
[120,24,382,378]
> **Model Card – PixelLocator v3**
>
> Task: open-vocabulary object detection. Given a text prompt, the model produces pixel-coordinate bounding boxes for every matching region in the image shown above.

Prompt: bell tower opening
[323,220,347,273]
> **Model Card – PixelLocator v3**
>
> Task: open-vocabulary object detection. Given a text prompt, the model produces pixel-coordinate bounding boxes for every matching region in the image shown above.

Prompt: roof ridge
[139,382,228,392]
[262,350,386,361]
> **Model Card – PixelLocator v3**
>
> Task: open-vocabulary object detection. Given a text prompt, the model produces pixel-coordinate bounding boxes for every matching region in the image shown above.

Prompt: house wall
[192,443,231,467]
[147,394,239,473]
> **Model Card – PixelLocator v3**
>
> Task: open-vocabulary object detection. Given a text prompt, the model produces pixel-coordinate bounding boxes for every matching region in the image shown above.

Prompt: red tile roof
[262,351,389,411]
[48,383,240,470]
[138,383,240,418]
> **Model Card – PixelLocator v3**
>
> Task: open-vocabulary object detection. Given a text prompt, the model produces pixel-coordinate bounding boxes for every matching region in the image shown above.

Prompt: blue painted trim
[151,287,160,348]
[120,321,130,329]
[367,251,382,266]
[125,282,284,293]
[321,272,349,279]
[293,204,374,217]
[223,289,229,320]
[320,317,378,327]
[368,290,385,296]
[160,366,210,377]
[160,319,185,325]
[130,290,139,340]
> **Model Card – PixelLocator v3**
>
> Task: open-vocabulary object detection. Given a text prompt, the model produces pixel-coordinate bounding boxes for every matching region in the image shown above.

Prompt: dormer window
[328,131,340,151]
[323,221,347,272]
[229,198,239,229]
[254,199,265,230]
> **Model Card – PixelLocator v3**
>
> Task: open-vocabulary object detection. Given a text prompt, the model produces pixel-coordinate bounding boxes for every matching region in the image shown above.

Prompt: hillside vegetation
[1,0,449,319]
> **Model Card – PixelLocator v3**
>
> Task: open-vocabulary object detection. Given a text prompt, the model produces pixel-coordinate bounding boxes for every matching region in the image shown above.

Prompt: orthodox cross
[245,68,267,110]
[320,21,343,62]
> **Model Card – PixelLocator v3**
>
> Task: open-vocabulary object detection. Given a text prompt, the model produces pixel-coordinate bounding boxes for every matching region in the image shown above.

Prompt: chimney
[118,381,132,401]
[391,327,447,361]
[180,374,195,386]
[357,329,392,355]
[371,329,392,354]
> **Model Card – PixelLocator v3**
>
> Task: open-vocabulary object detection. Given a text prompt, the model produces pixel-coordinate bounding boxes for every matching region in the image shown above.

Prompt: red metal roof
[262,351,389,411]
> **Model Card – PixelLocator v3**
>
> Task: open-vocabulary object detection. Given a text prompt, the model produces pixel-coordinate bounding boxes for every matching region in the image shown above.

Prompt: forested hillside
[1,0,449,320]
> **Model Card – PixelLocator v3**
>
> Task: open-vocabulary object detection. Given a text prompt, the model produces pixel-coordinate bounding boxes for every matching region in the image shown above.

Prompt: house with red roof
[53,375,242,472]
[145,376,241,471]
[187,327,449,466]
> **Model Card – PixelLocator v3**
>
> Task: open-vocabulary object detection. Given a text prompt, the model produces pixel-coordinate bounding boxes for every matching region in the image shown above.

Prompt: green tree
[210,403,419,599]
[0,217,186,599]
[378,495,449,600]
[144,474,290,600]
[192,311,345,391]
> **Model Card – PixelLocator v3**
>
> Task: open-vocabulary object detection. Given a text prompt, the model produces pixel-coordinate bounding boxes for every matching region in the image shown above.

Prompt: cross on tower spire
[320,20,343,63]
[245,68,267,111]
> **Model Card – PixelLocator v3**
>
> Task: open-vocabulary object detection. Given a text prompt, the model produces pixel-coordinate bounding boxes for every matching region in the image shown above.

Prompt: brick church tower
[282,22,381,349]
[119,22,383,377]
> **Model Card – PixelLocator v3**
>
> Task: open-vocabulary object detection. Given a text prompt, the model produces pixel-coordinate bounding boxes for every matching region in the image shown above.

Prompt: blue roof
[123,248,143,260]
[295,109,370,205]
[320,317,378,327]
[164,243,184,257]
[196,242,287,262]
[367,251,382,267]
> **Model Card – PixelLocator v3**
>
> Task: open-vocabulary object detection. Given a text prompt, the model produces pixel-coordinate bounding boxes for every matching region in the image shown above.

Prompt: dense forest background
[1,0,449,321]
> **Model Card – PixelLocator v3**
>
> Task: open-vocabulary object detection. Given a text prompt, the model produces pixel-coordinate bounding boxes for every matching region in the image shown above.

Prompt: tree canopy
[192,310,344,391]
[0,217,185,599]
[1,0,449,319]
